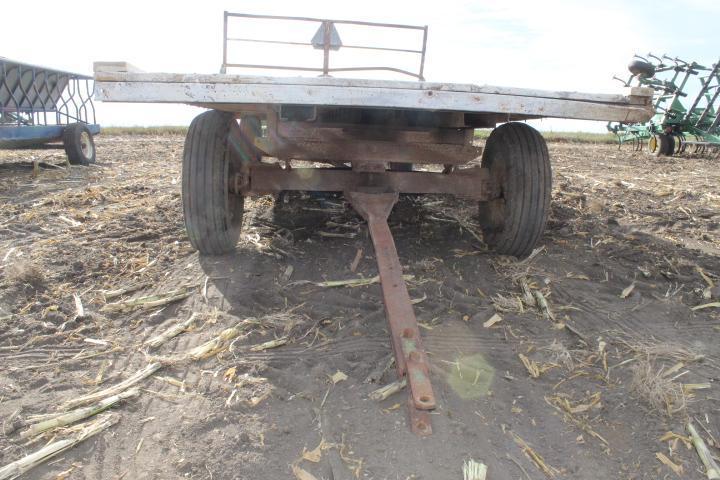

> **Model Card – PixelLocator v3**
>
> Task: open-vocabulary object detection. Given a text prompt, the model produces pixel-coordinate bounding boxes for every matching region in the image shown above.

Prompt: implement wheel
[650,134,674,156]
[182,110,247,255]
[63,123,96,165]
[478,122,551,258]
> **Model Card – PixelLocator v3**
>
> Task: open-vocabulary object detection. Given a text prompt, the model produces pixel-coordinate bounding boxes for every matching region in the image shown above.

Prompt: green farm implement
[608,54,720,156]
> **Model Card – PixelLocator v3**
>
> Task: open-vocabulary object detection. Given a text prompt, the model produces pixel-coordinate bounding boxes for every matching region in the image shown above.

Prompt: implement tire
[63,123,96,165]
[650,134,674,156]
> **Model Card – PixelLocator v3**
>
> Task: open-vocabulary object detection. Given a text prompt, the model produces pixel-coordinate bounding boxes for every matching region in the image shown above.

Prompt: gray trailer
[94,12,654,436]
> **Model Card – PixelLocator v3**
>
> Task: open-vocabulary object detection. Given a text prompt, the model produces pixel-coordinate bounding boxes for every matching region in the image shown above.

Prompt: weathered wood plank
[93,70,651,105]
[95,80,653,123]
[93,62,143,74]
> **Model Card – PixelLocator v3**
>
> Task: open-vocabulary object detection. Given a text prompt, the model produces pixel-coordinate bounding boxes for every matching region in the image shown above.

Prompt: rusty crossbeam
[275,121,473,145]
[255,137,481,165]
[346,191,435,436]
[237,165,496,199]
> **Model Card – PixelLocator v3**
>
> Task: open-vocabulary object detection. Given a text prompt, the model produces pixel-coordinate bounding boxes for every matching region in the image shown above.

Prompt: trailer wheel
[63,123,96,165]
[650,134,674,156]
[182,110,244,255]
[478,122,551,258]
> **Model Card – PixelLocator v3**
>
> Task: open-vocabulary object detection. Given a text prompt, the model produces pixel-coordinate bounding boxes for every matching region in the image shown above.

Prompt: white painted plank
[95,81,652,123]
[93,62,143,74]
[94,70,651,105]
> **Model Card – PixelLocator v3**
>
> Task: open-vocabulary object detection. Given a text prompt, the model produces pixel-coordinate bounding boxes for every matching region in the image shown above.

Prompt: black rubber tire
[628,59,656,78]
[182,110,243,255]
[651,134,674,156]
[63,123,96,165]
[478,122,551,258]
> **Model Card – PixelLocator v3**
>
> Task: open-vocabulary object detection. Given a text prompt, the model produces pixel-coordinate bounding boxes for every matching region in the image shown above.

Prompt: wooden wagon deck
[94,63,654,124]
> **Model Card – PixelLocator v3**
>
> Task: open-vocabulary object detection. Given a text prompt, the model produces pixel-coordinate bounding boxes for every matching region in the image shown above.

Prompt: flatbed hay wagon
[1,57,100,165]
[94,12,654,435]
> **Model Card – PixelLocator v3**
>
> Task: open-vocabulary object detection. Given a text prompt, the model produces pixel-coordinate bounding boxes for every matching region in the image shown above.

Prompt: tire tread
[182,110,243,255]
[479,122,551,258]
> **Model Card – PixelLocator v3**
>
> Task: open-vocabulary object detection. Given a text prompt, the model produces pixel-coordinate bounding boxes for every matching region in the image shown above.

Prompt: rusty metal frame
[235,164,496,199]
[224,100,488,435]
[246,106,481,166]
[221,12,428,80]
[255,137,481,165]
[346,191,435,435]
[227,149,497,435]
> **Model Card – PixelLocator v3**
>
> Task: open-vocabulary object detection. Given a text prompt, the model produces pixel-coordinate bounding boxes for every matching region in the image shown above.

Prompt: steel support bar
[346,191,435,436]
[255,137,481,165]
[711,108,720,132]
[685,60,720,122]
[696,87,720,128]
[242,166,495,199]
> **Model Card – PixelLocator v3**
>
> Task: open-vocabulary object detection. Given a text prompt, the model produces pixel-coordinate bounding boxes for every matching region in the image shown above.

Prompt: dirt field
[1,135,719,480]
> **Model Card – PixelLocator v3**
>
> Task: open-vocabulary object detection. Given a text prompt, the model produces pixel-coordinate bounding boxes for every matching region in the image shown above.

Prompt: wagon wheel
[63,123,96,165]
[478,122,551,258]
[182,110,257,255]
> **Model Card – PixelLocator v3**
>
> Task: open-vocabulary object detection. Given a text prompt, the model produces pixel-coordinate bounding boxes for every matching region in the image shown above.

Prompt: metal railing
[221,12,428,80]
[0,58,96,127]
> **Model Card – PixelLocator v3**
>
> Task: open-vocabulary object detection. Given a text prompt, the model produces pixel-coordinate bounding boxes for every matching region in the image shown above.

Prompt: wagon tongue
[346,191,436,436]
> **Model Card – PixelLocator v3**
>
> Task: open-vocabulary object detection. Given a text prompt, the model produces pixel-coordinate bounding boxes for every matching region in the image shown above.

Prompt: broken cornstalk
[185,322,250,360]
[369,378,407,401]
[21,389,138,439]
[290,274,413,289]
[144,313,198,349]
[61,363,161,410]
[0,414,119,480]
[687,421,720,479]
[100,288,192,313]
